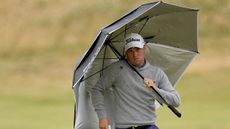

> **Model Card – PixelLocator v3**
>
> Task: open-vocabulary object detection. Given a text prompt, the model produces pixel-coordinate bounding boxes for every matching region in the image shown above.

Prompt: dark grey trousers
[116,125,159,129]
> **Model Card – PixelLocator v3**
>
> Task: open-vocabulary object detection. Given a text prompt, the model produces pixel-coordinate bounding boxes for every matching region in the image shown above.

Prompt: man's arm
[91,78,107,118]
[90,63,119,129]
[144,72,181,107]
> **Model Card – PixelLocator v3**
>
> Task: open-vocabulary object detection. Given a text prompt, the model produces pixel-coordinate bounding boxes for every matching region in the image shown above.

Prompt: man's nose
[133,51,138,56]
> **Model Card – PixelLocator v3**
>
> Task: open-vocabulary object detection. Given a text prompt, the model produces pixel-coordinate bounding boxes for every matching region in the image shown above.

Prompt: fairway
[0,0,230,129]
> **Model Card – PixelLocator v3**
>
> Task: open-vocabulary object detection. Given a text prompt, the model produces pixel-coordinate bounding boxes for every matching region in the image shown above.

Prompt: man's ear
[124,53,127,59]
[144,44,150,54]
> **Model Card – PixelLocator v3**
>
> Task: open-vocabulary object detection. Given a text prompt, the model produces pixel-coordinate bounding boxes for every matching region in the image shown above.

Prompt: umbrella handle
[127,61,182,118]
[168,105,182,118]
[150,87,182,118]
[107,42,182,118]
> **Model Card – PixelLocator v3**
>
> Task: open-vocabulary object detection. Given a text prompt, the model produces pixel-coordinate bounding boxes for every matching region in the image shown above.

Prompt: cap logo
[125,38,140,44]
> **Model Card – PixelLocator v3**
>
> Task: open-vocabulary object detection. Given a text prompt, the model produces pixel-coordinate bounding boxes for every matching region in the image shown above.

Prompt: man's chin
[133,62,144,67]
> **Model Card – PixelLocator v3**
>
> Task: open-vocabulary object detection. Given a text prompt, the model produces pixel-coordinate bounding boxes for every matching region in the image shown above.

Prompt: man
[91,33,181,129]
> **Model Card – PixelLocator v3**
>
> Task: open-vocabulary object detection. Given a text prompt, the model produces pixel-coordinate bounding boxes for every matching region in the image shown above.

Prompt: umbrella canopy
[73,1,198,88]
[72,1,198,129]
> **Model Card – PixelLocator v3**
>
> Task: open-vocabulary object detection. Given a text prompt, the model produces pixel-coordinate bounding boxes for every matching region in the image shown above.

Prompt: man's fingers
[144,78,156,91]
[99,118,109,129]
[144,78,154,85]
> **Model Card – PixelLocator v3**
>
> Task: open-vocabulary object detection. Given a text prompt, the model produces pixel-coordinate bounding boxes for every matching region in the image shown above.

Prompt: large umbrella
[72,1,198,129]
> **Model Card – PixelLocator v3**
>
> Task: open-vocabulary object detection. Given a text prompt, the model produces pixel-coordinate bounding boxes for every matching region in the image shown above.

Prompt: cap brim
[124,42,144,53]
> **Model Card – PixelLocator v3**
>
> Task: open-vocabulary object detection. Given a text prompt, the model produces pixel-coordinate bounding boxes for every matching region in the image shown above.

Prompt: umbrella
[72,1,198,128]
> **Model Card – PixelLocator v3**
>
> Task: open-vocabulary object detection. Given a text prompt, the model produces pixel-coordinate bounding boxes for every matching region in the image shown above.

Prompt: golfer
[91,33,181,129]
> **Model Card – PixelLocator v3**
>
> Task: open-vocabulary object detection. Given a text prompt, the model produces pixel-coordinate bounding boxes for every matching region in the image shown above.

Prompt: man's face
[126,46,145,67]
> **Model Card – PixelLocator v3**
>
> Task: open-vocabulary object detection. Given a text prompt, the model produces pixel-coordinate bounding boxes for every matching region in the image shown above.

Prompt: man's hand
[144,78,156,91]
[99,118,109,129]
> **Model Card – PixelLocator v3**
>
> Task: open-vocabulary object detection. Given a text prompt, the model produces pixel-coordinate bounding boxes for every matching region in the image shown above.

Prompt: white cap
[124,33,145,53]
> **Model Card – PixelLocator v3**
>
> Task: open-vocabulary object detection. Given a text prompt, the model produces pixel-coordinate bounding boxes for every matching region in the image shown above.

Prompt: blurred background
[0,0,229,129]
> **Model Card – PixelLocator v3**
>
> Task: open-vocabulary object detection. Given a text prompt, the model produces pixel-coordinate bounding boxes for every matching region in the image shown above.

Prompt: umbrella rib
[110,46,123,59]
[81,42,120,82]
[101,44,108,77]
[110,16,150,41]
[107,40,121,43]
[96,57,118,59]
[80,65,112,82]
[110,22,138,41]
[124,24,128,39]
[138,17,149,34]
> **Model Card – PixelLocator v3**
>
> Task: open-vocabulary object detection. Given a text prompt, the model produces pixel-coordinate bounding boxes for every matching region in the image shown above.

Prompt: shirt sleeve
[155,70,181,107]
[90,64,118,119]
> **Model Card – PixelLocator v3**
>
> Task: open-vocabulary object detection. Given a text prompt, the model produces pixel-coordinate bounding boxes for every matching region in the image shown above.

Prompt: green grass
[0,0,230,129]
[157,67,230,129]
[0,92,73,129]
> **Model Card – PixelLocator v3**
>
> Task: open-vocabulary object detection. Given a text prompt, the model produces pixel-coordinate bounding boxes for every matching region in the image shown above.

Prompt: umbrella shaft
[107,42,182,118]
